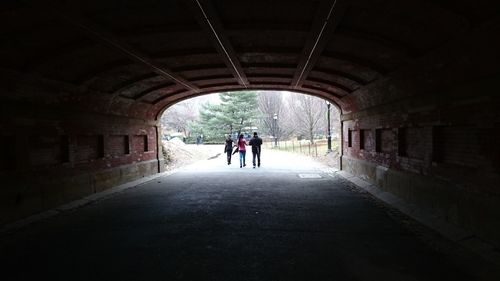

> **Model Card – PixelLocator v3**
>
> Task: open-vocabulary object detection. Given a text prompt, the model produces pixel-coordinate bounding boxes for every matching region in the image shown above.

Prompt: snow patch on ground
[162,141,224,171]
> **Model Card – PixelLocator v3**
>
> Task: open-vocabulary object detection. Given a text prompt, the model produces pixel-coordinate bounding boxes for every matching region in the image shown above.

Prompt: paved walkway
[0,149,497,280]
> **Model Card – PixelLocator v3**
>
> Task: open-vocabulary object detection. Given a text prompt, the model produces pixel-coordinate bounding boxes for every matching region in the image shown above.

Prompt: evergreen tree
[189,91,258,142]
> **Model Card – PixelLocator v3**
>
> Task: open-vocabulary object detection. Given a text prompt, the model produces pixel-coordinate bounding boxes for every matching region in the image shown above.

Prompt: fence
[263,139,340,158]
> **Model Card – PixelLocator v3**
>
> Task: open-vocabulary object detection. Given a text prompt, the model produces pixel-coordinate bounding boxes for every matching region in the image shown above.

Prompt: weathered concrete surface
[1,151,498,281]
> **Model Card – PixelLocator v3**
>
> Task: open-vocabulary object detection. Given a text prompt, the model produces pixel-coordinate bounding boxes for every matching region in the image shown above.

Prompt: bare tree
[257,91,294,140]
[287,93,326,144]
[161,99,198,137]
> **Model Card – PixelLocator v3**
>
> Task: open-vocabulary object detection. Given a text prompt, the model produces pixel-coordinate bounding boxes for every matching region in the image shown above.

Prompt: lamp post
[325,100,332,152]
[273,113,278,147]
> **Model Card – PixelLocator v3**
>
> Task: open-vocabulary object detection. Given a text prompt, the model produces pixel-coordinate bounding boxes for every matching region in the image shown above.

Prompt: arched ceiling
[1,0,497,119]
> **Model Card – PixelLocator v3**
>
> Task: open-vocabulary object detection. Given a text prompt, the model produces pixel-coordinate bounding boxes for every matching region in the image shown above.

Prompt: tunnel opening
[159,90,342,171]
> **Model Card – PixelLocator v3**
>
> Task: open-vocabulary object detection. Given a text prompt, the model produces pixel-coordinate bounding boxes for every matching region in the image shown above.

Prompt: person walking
[237,134,247,168]
[224,134,233,165]
[249,132,263,168]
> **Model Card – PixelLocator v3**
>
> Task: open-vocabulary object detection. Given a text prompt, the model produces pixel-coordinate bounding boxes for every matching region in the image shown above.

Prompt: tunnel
[1,0,500,269]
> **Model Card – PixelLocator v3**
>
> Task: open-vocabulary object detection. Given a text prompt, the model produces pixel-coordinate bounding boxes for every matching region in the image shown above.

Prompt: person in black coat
[224,134,234,165]
[249,132,263,168]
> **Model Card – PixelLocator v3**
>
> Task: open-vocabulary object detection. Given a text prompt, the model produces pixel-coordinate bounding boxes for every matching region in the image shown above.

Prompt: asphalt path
[0,149,495,280]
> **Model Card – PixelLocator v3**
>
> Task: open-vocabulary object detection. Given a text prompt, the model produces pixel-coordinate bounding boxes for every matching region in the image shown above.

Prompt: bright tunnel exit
[159,90,341,170]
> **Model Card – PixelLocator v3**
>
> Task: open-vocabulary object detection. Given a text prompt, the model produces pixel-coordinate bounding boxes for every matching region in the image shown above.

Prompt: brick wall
[108,135,129,157]
[0,102,162,224]
[340,26,500,247]
[1,129,157,171]
[433,126,483,167]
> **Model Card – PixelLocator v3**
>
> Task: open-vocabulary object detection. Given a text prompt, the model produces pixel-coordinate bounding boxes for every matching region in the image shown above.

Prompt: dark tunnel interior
[1,0,499,274]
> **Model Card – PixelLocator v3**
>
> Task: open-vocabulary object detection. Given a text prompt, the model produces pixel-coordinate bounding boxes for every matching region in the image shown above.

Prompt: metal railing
[263,139,340,157]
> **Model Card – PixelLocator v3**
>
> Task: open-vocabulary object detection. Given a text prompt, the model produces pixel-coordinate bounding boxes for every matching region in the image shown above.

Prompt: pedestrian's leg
[243,151,246,166]
[239,151,243,168]
[227,151,231,164]
[252,152,256,167]
[257,150,261,167]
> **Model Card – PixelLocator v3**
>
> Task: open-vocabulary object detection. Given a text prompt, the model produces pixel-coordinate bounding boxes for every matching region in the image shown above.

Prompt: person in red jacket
[237,134,247,168]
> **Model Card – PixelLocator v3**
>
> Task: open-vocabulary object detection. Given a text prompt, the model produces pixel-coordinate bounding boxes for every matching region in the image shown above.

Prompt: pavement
[1,149,499,281]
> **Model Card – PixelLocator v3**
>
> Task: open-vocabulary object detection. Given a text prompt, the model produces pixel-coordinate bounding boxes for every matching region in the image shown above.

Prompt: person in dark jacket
[249,132,263,168]
[224,134,233,165]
